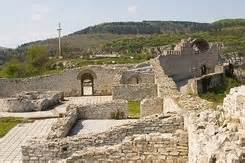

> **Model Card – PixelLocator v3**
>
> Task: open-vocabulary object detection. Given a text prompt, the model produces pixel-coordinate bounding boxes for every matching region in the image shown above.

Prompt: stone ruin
[0,38,243,162]
[0,91,64,112]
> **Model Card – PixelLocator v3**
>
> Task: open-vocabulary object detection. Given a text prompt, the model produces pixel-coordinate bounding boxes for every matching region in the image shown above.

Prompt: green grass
[199,77,241,108]
[0,118,24,138]
[128,101,141,118]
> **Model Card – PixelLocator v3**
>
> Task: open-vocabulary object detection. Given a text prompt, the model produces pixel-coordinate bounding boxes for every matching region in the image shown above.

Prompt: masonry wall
[0,65,128,97]
[187,72,224,95]
[159,46,219,82]
[66,131,188,163]
[112,84,157,101]
[120,71,155,84]
[140,97,163,117]
[75,100,128,119]
[22,114,184,162]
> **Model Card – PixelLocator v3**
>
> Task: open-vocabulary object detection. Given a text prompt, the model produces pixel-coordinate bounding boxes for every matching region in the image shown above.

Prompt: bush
[111,110,125,119]
[1,58,27,78]
[27,46,49,68]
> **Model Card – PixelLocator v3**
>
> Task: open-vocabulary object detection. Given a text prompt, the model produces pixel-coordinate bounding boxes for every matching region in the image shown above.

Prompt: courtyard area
[0,96,128,162]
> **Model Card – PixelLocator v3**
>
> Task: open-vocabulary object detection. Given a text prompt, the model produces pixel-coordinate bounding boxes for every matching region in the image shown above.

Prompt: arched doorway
[81,73,94,96]
[77,70,97,96]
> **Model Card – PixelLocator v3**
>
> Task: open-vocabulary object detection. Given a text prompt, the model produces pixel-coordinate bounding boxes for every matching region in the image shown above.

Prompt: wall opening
[80,73,94,96]
[201,65,207,76]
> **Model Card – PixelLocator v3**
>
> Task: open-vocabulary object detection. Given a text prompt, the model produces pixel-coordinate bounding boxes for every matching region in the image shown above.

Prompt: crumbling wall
[140,97,163,117]
[72,100,128,119]
[66,131,188,163]
[159,39,220,82]
[22,114,184,162]
[223,86,245,126]
[112,84,157,101]
[185,72,224,95]
[0,91,63,112]
[0,65,130,97]
[188,110,245,163]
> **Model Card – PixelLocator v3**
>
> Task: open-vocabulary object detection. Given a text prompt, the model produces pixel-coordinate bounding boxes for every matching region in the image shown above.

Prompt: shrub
[1,58,27,78]
[111,110,125,119]
[26,46,49,68]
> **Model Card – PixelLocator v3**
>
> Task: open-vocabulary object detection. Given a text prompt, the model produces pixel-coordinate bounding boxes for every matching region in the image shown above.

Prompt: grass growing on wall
[199,77,241,108]
[128,101,141,118]
[0,118,24,138]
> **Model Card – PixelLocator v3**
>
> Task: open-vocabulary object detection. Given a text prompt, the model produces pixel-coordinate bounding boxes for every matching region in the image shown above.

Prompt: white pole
[57,23,62,58]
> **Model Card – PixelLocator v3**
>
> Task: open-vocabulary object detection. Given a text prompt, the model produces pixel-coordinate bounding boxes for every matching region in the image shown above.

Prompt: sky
[0,0,245,48]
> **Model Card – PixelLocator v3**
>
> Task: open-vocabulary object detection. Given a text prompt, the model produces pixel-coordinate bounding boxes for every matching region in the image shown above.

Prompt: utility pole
[57,22,62,58]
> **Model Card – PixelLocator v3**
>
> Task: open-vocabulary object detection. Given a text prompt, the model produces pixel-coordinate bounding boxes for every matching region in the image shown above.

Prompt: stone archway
[77,70,97,96]
[191,39,210,53]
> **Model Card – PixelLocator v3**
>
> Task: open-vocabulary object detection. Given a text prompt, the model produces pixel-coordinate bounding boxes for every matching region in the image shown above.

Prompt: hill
[5,18,245,60]
[71,21,215,35]
[213,19,245,29]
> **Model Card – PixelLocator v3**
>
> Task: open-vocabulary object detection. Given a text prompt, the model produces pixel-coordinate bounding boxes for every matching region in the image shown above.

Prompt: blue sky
[0,0,244,48]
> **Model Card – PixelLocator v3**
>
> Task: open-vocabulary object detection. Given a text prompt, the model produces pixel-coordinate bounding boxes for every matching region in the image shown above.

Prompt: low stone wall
[66,131,188,163]
[48,107,79,139]
[112,84,157,101]
[22,114,184,162]
[0,91,63,112]
[71,100,128,119]
[187,72,224,95]
[140,97,163,117]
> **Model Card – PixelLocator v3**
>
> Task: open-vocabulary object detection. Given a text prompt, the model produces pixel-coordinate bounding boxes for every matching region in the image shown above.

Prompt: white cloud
[127,6,137,14]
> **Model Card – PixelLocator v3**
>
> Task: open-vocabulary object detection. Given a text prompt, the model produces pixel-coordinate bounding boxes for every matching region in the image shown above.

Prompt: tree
[27,46,49,68]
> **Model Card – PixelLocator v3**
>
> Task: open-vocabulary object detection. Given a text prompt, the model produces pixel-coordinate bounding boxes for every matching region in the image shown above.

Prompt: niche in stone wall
[125,75,141,84]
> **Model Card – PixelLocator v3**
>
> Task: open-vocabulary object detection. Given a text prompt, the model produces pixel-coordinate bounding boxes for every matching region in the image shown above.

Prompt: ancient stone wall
[22,114,184,162]
[140,97,163,117]
[120,71,155,84]
[48,107,79,139]
[112,84,157,101]
[188,110,245,163]
[186,72,224,95]
[0,91,63,112]
[223,86,245,126]
[159,40,220,82]
[71,100,128,119]
[66,131,188,163]
[0,65,129,97]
